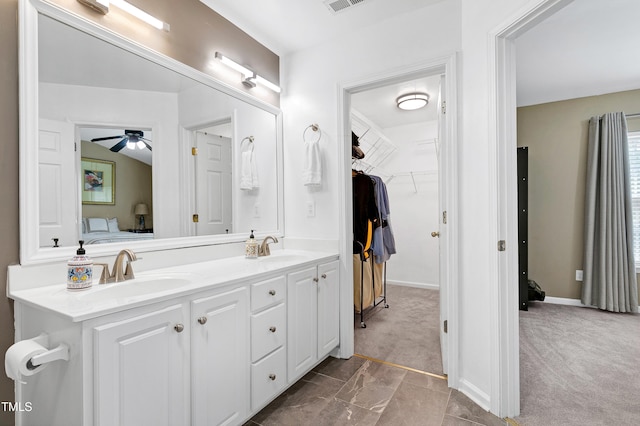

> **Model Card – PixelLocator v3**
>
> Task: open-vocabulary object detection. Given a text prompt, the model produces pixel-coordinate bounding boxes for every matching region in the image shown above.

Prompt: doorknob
[431,231,440,238]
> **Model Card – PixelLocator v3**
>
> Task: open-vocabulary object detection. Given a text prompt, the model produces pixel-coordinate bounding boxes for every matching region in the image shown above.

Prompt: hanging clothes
[369,175,396,263]
[352,171,379,258]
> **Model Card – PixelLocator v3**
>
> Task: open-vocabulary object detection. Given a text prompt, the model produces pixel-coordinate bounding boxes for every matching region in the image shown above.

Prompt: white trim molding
[488,0,574,418]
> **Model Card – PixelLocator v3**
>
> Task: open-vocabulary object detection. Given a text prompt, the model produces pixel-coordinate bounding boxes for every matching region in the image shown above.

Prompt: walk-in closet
[350,74,445,376]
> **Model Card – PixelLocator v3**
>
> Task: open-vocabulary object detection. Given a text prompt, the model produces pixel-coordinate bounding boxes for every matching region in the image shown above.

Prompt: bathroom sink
[76,275,192,302]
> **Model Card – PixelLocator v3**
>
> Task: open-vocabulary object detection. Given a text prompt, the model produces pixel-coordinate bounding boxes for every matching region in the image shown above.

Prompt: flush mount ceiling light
[77,0,170,31]
[215,52,281,93]
[396,92,429,111]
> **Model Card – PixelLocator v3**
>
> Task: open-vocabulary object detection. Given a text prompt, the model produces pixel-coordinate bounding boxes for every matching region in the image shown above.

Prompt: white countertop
[9,249,338,322]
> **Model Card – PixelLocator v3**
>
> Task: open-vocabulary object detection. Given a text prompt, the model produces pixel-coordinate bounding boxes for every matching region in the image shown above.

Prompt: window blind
[628,131,640,264]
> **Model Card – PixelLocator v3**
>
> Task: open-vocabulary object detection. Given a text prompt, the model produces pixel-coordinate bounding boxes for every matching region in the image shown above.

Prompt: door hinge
[443,320,448,333]
[498,240,506,251]
[192,147,198,156]
[442,211,447,224]
[192,214,199,223]
[441,101,446,115]
[74,142,77,152]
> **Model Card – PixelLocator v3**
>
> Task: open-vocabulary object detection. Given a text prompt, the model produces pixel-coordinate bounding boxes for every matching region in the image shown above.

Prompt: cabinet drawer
[251,346,286,411]
[251,276,285,312]
[251,303,285,362]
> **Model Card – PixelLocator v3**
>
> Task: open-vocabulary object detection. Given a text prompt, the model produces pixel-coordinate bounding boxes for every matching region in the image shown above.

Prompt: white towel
[302,139,321,186]
[240,150,259,190]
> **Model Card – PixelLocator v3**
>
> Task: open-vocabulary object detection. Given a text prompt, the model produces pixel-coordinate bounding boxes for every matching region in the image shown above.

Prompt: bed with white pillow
[82,217,154,244]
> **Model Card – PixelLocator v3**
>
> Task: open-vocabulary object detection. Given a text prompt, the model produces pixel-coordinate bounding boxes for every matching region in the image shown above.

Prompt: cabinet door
[287,266,318,381]
[317,260,340,358]
[191,287,249,426]
[93,303,188,426]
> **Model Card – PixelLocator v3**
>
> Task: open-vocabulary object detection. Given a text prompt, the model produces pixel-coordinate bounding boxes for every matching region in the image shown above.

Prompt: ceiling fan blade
[142,141,152,151]
[110,137,128,152]
[91,135,125,142]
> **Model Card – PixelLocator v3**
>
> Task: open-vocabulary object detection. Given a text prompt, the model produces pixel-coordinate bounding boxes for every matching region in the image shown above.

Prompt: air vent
[323,0,369,14]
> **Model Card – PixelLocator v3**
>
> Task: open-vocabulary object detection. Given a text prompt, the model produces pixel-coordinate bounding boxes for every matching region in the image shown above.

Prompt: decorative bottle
[67,240,93,290]
[245,230,259,259]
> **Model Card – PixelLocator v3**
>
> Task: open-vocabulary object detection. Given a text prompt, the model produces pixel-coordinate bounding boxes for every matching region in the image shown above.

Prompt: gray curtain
[582,112,638,313]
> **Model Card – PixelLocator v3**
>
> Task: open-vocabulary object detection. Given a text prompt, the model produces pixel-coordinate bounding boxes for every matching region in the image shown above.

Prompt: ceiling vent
[323,0,368,14]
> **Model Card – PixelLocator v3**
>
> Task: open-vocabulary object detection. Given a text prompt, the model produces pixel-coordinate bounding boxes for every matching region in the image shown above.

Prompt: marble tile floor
[247,355,508,426]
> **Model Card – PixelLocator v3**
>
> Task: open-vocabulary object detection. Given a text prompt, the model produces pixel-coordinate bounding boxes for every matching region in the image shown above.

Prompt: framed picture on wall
[82,158,115,205]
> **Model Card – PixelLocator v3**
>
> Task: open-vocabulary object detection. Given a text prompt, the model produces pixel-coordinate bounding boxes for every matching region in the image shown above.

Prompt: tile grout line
[353,353,448,380]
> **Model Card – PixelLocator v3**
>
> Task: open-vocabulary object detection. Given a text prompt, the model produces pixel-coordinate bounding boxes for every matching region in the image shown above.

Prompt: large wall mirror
[20,0,283,264]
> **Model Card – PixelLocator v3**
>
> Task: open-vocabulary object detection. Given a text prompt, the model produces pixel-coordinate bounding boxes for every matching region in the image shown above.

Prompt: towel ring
[241,136,254,152]
[303,124,321,143]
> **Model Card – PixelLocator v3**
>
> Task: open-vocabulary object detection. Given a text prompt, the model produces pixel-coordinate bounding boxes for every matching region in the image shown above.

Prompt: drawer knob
[268,290,276,296]
[269,374,276,381]
[269,326,277,333]
[313,277,319,283]
[174,324,184,333]
[321,273,327,279]
[197,316,207,325]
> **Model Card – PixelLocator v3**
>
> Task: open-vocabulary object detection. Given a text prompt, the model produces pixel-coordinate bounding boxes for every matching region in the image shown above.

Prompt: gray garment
[582,112,638,312]
[369,175,396,263]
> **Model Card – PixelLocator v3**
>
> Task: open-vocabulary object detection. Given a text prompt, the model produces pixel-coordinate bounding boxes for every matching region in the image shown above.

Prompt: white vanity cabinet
[287,260,340,382]
[9,251,340,426]
[93,303,189,426]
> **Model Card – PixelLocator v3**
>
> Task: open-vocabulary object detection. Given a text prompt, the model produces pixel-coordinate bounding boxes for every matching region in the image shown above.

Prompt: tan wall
[517,89,640,300]
[81,141,153,231]
[0,1,278,423]
[0,1,19,423]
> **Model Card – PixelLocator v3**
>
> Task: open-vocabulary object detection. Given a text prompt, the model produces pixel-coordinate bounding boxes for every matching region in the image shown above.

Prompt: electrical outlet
[306,200,315,217]
[575,270,583,281]
[253,203,260,218]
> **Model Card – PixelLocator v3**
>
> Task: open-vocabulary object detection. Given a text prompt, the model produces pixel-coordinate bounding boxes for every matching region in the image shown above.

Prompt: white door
[93,304,188,426]
[191,287,249,426]
[437,74,448,374]
[38,118,76,248]
[194,131,232,235]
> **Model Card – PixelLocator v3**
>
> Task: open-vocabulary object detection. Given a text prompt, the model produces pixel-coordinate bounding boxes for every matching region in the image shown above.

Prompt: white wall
[383,121,440,288]
[282,0,535,414]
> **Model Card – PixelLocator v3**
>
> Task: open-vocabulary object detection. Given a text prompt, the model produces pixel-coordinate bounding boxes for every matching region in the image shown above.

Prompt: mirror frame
[19,0,284,265]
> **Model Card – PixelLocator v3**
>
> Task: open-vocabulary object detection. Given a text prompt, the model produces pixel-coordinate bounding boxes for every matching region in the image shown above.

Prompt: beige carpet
[516,302,640,426]
[354,284,443,375]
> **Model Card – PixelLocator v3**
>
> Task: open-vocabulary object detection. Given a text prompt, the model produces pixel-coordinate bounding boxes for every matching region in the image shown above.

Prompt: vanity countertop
[9,249,339,322]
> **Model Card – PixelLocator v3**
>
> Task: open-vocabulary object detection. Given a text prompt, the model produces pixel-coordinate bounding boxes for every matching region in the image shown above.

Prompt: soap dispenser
[67,240,93,290]
[245,230,259,259]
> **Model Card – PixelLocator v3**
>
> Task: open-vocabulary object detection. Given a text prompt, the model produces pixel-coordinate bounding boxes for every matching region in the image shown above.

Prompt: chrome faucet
[259,236,279,257]
[96,249,138,284]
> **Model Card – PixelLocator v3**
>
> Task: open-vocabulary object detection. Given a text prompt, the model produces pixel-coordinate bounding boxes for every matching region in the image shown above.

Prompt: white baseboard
[387,280,439,290]
[458,379,491,412]
[542,296,640,311]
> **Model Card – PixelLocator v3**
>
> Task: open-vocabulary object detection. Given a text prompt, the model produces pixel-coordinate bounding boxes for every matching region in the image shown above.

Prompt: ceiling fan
[91,130,152,152]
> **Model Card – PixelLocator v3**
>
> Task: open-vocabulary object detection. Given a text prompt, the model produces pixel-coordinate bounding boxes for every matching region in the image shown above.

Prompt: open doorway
[349,73,446,377]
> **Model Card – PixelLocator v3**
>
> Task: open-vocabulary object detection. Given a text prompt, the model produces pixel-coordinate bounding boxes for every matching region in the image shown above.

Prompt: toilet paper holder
[26,333,69,368]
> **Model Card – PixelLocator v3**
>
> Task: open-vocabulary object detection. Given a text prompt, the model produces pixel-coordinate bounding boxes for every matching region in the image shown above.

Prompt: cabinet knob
[321,274,327,279]
[174,324,184,333]
[313,277,319,283]
[197,316,207,325]
[268,290,276,296]
[268,374,276,381]
[269,326,277,333]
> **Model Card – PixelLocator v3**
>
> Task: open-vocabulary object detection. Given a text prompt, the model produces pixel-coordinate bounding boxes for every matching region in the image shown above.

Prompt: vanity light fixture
[215,52,281,93]
[76,0,170,31]
[396,92,429,111]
